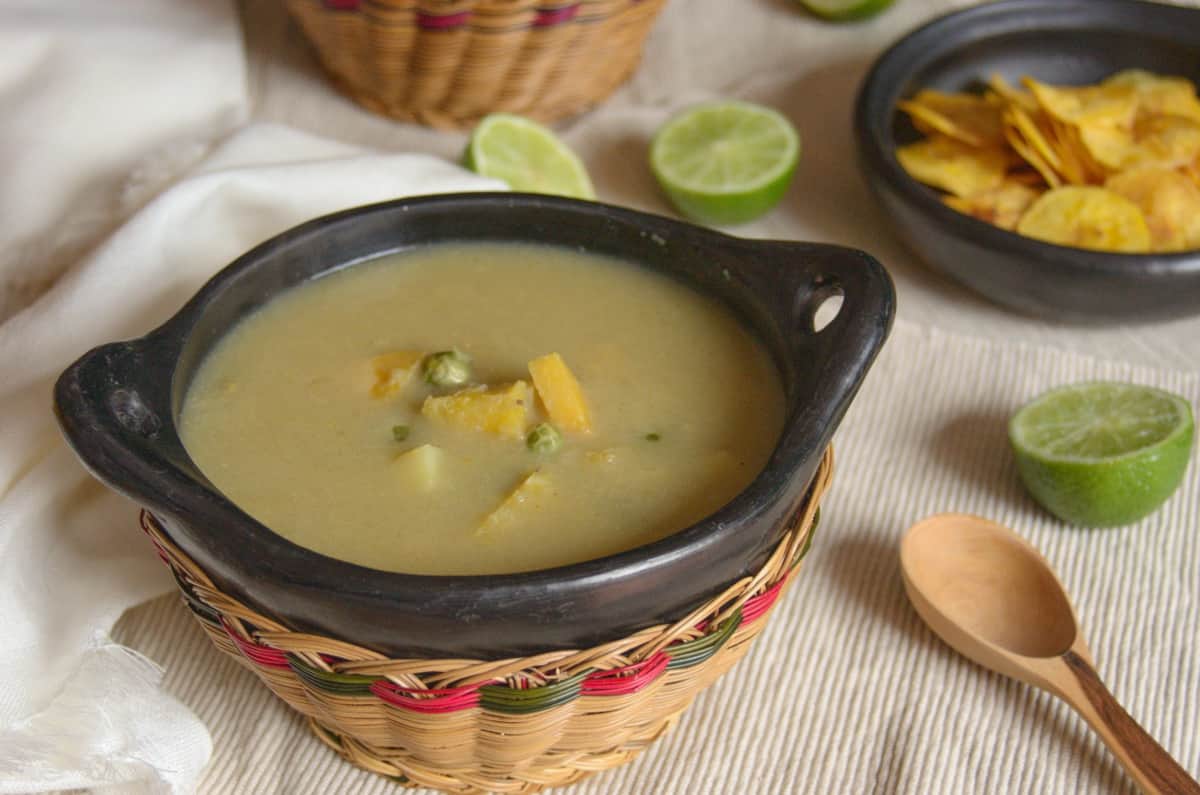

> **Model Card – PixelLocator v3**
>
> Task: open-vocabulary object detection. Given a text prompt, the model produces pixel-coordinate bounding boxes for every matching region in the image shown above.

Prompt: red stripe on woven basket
[139,516,173,566]
[417,11,472,29]
[150,544,170,566]
[222,620,290,669]
[581,652,670,696]
[371,681,482,713]
[534,4,580,26]
[740,578,788,625]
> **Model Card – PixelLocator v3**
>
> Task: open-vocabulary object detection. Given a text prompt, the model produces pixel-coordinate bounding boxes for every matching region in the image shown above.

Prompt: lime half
[464,113,595,200]
[798,0,894,21]
[1009,382,1194,527]
[649,101,800,226]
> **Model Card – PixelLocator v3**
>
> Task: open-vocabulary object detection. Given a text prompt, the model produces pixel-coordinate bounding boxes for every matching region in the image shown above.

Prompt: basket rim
[140,448,833,707]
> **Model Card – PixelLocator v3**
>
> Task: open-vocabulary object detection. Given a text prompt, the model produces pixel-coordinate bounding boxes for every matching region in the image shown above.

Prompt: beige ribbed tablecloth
[58,0,1200,791]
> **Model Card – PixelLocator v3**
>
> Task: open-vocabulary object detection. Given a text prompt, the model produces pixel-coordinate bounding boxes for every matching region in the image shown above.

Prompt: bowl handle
[727,239,895,461]
[53,336,198,517]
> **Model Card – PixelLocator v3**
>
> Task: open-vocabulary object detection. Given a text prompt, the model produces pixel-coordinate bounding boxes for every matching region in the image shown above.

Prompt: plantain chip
[1125,114,1200,169]
[1016,186,1151,252]
[896,135,1011,197]
[1185,158,1200,189]
[1077,123,1136,171]
[1005,105,1063,173]
[1007,168,1048,186]
[987,74,1040,114]
[1104,69,1200,123]
[1105,167,1200,252]
[943,179,1040,230]
[1025,78,1139,128]
[897,89,1006,147]
[1049,119,1103,184]
[1003,124,1061,188]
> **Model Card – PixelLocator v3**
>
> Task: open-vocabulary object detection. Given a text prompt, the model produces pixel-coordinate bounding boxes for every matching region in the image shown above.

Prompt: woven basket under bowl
[143,449,833,794]
[284,0,670,129]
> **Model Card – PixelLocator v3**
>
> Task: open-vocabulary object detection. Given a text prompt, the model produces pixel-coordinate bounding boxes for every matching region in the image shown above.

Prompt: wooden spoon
[900,512,1199,795]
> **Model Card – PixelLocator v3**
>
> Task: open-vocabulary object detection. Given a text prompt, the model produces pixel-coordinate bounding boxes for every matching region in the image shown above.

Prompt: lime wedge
[1009,382,1194,527]
[464,113,595,200]
[799,0,894,21]
[649,101,800,226]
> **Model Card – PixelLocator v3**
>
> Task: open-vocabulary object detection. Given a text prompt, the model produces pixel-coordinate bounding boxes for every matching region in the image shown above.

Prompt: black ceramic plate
[55,193,894,659]
[855,0,1200,322]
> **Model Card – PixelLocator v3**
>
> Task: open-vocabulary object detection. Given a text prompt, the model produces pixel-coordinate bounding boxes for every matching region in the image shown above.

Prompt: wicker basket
[284,0,670,129]
[142,449,833,794]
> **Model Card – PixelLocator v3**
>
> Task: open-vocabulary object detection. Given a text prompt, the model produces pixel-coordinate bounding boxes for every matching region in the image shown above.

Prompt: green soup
[180,243,785,575]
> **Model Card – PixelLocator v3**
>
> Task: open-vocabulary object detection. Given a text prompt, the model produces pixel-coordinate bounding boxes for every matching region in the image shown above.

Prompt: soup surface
[180,243,785,575]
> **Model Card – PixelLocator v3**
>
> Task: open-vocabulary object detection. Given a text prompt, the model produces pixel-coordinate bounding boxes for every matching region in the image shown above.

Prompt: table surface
[102,0,1200,793]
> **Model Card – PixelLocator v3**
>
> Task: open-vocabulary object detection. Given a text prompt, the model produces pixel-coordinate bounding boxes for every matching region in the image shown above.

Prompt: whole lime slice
[799,0,894,21]
[649,101,800,226]
[1009,382,1194,527]
[464,113,595,200]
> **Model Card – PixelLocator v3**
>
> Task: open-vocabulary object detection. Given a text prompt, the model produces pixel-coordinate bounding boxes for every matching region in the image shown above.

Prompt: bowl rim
[54,192,895,654]
[146,203,782,587]
[855,0,1200,271]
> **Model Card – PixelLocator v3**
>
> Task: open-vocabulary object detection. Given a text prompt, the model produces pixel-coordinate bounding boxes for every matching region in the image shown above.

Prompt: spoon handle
[1058,650,1200,795]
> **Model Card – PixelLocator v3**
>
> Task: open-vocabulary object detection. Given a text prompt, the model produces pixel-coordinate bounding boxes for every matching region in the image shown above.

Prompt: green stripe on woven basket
[168,568,224,626]
[287,653,378,696]
[478,670,589,715]
[794,507,821,565]
[665,608,742,670]
[180,591,223,626]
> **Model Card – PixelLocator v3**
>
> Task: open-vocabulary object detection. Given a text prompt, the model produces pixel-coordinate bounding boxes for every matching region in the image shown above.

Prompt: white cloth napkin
[0,0,247,322]
[0,120,503,792]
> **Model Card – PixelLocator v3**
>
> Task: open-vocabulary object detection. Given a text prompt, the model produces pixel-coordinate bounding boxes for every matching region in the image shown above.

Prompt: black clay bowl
[54,193,894,659]
[855,0,1200,323]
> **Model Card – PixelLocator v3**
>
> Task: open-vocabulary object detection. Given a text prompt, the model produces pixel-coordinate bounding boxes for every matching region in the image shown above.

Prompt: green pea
[526,423,563,454]
[392,424,410,442]
[423,350,471,387]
